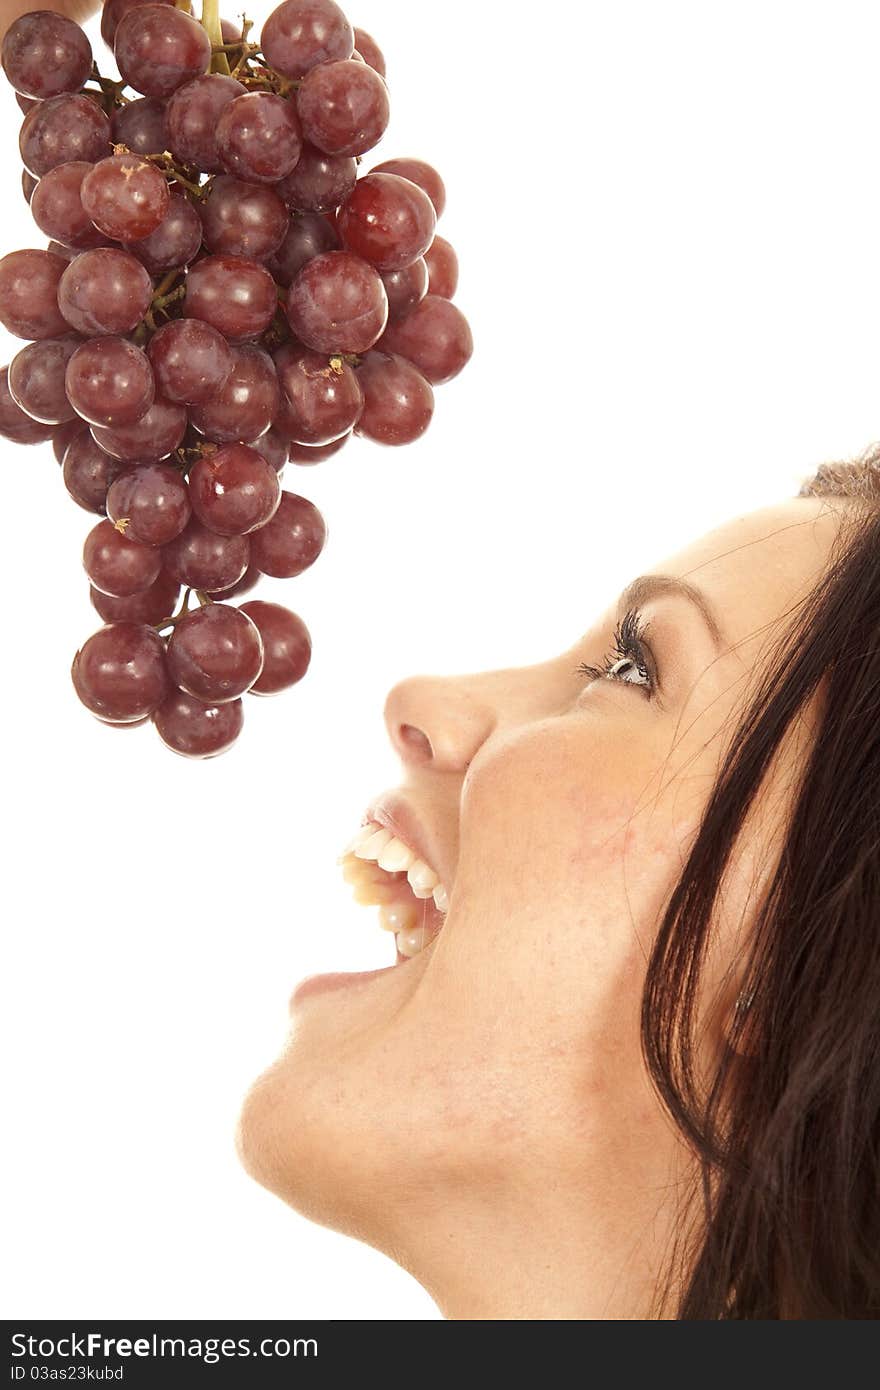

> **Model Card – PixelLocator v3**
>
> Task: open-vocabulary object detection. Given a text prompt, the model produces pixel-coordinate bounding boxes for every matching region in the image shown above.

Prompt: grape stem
[229,19,256,77]
[234,74,276,90]
[145,273,186,331]
[201,0,231,76]
[154,285,186,314]
[154,586,214,634]
[85,61,130,109]
[126,147,208,198]
[154,586,194,633]
[172,439,218,477]
[153,269,181,299]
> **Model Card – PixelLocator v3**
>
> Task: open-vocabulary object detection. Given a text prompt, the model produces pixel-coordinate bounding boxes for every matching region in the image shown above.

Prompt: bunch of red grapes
[0,0,472,757]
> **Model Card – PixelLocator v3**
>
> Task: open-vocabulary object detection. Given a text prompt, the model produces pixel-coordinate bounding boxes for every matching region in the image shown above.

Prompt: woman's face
[239,495,846,1316]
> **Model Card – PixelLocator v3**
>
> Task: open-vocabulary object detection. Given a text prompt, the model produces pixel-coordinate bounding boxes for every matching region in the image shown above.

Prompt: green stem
[153,285,186,315]
[201,0,231,75]
[154,587,194,633]
[153,269,180,300]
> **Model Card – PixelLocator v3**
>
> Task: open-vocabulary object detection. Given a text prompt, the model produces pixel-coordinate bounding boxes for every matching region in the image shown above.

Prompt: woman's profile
[238,452,880,1318]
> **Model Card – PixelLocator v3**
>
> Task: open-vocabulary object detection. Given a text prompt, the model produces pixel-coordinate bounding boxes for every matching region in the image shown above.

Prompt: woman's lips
[289,965,398,1008]
[365,792,444,892]
[289,942,433,1009]
[289,791,450,1010]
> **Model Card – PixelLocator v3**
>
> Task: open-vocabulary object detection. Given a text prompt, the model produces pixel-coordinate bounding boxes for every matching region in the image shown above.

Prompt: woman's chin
[235,1047,360,1232]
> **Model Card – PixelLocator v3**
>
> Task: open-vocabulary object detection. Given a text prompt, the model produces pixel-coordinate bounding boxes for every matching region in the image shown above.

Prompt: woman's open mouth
[337,822,449,962]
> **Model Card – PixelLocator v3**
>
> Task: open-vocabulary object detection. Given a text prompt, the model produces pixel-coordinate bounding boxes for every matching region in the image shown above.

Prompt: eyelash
[574,607,657,699]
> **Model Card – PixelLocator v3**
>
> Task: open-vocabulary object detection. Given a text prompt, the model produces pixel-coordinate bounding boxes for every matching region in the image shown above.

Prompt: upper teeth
[338,822,450,912]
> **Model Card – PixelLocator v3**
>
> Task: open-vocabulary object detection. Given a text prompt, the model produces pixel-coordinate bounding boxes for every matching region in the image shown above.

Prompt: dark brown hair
[643,444,880,1318]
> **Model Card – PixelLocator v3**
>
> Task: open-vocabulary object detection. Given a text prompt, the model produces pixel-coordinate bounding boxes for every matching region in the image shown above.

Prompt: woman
[238,451,880,1318]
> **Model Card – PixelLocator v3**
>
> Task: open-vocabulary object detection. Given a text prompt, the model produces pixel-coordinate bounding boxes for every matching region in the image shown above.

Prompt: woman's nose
[383,673,498,773]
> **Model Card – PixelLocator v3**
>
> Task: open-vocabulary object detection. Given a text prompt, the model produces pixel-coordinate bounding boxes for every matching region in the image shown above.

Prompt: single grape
[72,621,169,722]
[124,189,203,274]
[8,336,80,424]
[81,154,170,241]
[188,443,282,536]
[106,462,192,546]
[338,173,436,272]
[424,234,458,299]
[2,12,92,100]
[101,0,176,48]
[261,0,354,80]
[164,72,246,172]
[153,687,244,757]
[65,336,155,428]
[0,248,69,339]
[381,258,428,320]
[352,27,385,78]
[90,568,180,625]
[22,169,37,205]
[220,18,242,43]
[353,350,434,445]
[216,91,303,183]
[239,600,311,694]
[249,489,326,578]
[19,94,112,178]
[273,343,363,445]
[52,417,87,464]
[147,319,234,405]
[111,96,169,156]
[188,343,280,444]
[58,247,153,336]
[199,175,289,260]
[296,59,389,158]
[115,5,211,100]
[0,367,55,444]
[380,295,473,384]
[84,517,163,596]
[185,254,277,342]
[167,602,263,702]
[275,144,356,214]
[92,395,187,461]
[30,162,110,251]
[162,517,250,591]
[371,158,446,218]
[286,249,388,353]
[287,432,349,464]
[266,210,339,288]
[208,561,261,600]
[62,432,131,511]
[246,428,288,471]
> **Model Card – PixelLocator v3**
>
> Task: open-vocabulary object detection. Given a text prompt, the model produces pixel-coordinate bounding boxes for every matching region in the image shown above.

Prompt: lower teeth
[376,901,439,959]
[396,925,431,957]
[377,902,416,933]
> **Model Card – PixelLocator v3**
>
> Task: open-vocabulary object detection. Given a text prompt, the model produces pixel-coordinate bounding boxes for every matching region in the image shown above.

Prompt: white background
[3,0,880,1319]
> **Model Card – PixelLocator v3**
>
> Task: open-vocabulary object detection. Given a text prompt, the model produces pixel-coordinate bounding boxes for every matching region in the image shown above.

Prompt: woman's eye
[573,608,657,698]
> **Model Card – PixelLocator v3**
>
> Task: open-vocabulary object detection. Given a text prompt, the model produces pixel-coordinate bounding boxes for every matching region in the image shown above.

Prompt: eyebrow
[617,573,725,650]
